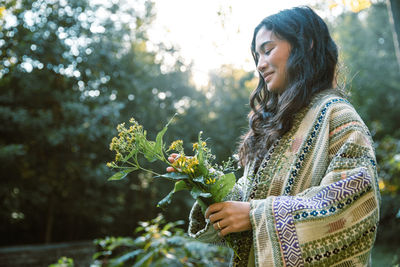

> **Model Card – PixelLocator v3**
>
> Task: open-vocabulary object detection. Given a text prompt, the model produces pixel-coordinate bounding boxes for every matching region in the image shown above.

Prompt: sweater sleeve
[249,103,380,267]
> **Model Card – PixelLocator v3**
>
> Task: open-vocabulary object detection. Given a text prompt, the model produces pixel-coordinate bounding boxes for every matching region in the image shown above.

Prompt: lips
[263,71,274,82]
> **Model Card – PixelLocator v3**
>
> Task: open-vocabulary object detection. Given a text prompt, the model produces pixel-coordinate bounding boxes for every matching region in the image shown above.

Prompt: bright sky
[148,0,314,86]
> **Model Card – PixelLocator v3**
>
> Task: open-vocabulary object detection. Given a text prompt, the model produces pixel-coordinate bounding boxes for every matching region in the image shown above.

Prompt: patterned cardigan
[188,91,381,267]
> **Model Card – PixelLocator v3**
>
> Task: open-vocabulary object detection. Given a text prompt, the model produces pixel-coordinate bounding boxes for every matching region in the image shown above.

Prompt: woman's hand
[205,201,251,237]
[166,153,179,172]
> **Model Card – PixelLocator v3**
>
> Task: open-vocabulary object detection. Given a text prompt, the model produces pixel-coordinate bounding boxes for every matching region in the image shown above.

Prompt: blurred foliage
[49,257,74,267]
[331,2,400,245]
[0,0,253,246]
[92,214,231,267]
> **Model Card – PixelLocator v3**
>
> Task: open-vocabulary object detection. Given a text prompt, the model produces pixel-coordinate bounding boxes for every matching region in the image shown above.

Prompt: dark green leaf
[190,186,212,200]
[192,176,204,183]
[107,168,137,181]
[157,190,174,209]
[157,180,188,209]
[110,249,143,266]
[92,251,111,260]
[132,250,155,267]
[155,172,189,181]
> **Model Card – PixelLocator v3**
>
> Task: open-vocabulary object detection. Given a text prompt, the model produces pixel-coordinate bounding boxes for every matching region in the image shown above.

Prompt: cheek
[277,55,289,77]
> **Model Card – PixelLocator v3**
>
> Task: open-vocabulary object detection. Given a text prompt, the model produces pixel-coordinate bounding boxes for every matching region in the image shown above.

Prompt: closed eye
[265,47,273,55]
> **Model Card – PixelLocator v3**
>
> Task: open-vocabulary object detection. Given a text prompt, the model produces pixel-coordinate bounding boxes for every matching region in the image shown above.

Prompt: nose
[257,56,268,73]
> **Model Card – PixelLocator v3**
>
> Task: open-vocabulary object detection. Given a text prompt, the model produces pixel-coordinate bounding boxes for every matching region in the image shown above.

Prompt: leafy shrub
[92,214,232,266]
[48,257,74,267]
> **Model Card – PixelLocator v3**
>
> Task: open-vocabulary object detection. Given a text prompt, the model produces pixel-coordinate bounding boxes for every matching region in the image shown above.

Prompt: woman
[170,6,380,267]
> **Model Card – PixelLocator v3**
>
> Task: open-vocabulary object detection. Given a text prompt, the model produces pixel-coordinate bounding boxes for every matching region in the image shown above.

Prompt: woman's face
[254,27,291,93]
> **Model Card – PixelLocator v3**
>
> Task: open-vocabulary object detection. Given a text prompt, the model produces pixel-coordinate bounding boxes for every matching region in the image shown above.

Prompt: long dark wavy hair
[238,6,339,167]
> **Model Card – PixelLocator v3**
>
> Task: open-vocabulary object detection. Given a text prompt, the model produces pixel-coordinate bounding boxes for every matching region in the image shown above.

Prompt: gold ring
[217,221,222,230]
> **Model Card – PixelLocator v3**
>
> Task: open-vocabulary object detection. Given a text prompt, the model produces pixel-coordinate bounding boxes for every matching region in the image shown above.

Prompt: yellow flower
[117,122,126,132]
[186,157,199,169]
[169,140,183,151]
[106,162,116,168]
[115,152,122,161]
[192,143,198,151]
[109,137,119,150]
[205,177,216,184]
[193,141,207,151]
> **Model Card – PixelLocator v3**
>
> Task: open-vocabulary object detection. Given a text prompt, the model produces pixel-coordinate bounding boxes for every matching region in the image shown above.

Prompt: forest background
[1,0,399,265]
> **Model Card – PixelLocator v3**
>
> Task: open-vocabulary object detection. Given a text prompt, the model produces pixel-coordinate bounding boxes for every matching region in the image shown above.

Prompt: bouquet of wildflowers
[106,115,237,212]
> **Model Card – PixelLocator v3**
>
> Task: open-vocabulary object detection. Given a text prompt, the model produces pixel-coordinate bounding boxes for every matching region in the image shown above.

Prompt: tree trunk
[44,197,55,243]
[387,0,400,72]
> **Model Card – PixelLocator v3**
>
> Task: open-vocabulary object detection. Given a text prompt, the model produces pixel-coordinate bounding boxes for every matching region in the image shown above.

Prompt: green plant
[93,214,231,267]
[48,257,74,267]
[107,116,238,211]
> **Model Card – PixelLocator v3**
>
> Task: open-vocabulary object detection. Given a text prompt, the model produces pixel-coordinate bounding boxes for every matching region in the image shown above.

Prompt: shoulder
[310,90,360,120]
[309,90,372,136]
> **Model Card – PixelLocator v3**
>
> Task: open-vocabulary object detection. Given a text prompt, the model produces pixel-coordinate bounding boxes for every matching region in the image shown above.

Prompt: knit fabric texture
[188,91,380,267]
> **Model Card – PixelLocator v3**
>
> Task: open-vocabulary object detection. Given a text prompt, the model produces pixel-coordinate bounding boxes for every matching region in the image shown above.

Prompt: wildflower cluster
[107,116,238,211]
[171,156,200,176]
[106,116,240,258]
[168,140,184,153]
[107,119,144,166]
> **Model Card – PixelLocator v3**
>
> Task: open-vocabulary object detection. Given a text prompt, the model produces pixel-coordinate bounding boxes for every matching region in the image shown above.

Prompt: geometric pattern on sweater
[292,185,372,221]
[273,170,371,266]
[301,217,378,266]
[188,91,380,267]
[282,98,350,196]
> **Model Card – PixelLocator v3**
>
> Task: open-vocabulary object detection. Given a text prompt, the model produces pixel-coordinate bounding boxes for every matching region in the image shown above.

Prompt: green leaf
[192,176,204,183]
[110,249,143,267]
[157,180,188,209]
[92,251,111,260]
[209,172,236,202]
[157,190,174,209]
[132,250,155,267]
[107,168,137,181]
[143,140,158,162]
[197,132,208,176]
[173,180,188,192]
[155,126,168,157]
[122,146,139,164]
[155,172,189,181]
[190,186,212,200]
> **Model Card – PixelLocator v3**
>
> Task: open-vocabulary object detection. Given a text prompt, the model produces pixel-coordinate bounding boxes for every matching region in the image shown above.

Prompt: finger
[208,212,224,223]
[205,202,224,219]
[166,166,175,172]
[219,225,233,237]
[212,219,227,231]
[168,153,180,163]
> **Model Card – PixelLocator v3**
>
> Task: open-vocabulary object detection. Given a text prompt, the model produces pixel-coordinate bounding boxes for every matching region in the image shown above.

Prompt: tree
[387,0,400,71]
[331,2,400,245]
[0,0,199,245]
